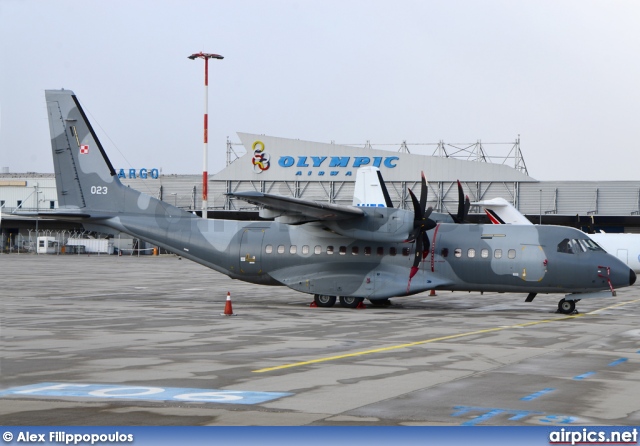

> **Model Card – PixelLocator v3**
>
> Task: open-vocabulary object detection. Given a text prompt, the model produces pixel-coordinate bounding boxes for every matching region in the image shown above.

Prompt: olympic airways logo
[252,140,270,173]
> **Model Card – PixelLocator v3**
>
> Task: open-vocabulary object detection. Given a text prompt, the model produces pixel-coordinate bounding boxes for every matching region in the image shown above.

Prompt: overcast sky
[2,0,640,181]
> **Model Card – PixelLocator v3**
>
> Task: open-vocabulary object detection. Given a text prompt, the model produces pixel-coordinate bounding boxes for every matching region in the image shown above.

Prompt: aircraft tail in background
[352,166,393,208]
[472,197,532,225]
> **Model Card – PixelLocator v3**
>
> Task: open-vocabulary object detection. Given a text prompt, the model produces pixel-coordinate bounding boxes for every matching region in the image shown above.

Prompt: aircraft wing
[11,210,93,220]
[228,191,365,222]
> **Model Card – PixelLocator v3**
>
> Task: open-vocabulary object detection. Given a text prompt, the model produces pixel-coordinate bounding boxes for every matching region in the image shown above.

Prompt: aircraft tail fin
[471,197,532,225]
[46,89,127,214]
[353,166,393,208]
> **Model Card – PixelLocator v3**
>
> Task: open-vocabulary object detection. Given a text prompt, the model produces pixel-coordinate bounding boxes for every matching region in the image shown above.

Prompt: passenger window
[302,245,309,254]
[389,247,397,256]
[314,245,322,255]
[352,246,359,255]
[402,247,410,256]
[277,245,285,254]
[468,248,475,258]
[454,248,462,258]
[441,248,449,257]
[327,246,334,255]
[481,248,489,258]
[494,249,502,259]
[339,246,346,255]
[377,247,384,256]
[364,247,372,256]
[508,249,516,259]
[265,245,273,254]
[290,245,297,254]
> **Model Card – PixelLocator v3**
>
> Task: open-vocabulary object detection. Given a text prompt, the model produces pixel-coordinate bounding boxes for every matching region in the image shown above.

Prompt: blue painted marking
[0,383,292,405]
[452,406,552,425]
[540,415,578,424]
[573,371,597,380]
[520,388,555,401]
[461,409,505,426]
[608,358,628,367]
[508,411,535,421]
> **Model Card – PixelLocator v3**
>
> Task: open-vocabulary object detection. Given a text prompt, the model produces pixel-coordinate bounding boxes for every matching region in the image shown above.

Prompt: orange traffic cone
[429,289,437,296]
[223,292,234,316]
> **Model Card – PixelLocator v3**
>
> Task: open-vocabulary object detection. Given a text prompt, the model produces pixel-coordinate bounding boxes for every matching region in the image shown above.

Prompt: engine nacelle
[324,207,415,242]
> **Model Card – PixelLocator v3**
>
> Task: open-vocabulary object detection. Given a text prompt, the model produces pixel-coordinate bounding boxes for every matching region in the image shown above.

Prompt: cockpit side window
[557,238,573,254]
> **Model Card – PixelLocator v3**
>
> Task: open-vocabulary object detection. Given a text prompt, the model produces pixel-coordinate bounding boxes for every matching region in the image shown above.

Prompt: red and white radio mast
[188,52,224,218]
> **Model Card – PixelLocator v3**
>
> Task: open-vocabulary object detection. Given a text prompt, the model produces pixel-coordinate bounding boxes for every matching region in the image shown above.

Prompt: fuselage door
[239,229,265,275]
[520,244,547,282]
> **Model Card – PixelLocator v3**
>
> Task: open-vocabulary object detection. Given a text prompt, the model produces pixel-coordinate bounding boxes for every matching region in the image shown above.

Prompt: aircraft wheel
[558,299,576,314]
[339,296,364,308]
[314,294,336,307]
[369,298,391,306]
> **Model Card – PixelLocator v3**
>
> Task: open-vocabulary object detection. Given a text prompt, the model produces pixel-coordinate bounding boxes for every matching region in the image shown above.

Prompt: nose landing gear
[557,298,579,315]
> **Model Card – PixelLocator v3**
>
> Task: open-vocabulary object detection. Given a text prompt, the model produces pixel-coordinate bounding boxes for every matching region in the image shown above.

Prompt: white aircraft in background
[474,198,640,274]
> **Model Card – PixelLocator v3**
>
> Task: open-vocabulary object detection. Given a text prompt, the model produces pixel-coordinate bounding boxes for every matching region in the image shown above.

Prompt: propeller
[449,180,470,223]
[407,172,437,289]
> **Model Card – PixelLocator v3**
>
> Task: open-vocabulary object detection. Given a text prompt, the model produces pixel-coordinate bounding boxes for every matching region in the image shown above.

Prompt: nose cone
[630,269,637,286]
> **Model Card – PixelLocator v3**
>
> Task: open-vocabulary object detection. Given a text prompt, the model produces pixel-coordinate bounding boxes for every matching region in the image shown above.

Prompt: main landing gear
[557,298,578,315]
[312,294,365,308]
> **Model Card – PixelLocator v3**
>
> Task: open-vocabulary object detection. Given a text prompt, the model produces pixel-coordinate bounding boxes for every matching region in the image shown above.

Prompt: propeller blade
[412,232,423,269]
[449,180,469,224]
[419,172,427,215]
[463,195,470,221]
[407,172,435,291]
[456,180,465,222]
[376,170,394,208]
[408,188,422,221]
[422,231,430,260]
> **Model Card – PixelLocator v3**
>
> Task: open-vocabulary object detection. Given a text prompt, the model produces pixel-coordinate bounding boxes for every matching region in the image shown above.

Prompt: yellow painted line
[586,297,640,314]
[252,297,640,373]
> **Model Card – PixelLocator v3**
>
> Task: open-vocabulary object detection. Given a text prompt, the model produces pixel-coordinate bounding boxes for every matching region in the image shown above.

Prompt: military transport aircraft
[38,89,636,314]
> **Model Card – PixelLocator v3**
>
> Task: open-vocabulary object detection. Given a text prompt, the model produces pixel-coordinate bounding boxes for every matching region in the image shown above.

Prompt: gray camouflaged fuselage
[44,89,635,301]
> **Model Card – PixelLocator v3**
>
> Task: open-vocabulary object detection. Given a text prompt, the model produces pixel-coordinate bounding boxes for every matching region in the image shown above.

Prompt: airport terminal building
[2,133,640,252]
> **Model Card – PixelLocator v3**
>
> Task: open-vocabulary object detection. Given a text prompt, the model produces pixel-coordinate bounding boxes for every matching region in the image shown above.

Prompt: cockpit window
[557,239,574,254]
[558,238,604,254]
[579,238,605,252]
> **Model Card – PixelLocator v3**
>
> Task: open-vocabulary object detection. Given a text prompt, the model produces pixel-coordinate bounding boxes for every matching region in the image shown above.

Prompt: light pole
[188,52,224,218]
[539,189,542,225]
